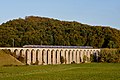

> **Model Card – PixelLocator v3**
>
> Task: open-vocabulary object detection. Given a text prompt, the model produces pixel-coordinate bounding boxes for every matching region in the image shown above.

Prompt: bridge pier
[76,50,80,63]
[32,50,36,64]
[37,50,42,65]
[0,47,100,65]
[69,50,72,64]
[26,50,31,65]
[48,50,51,64]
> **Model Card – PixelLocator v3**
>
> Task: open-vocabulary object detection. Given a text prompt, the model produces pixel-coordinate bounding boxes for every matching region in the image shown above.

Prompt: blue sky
[0,0,120,29]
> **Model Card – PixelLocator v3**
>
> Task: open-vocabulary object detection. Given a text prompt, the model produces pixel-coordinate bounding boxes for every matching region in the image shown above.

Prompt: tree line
[0,16,120,48]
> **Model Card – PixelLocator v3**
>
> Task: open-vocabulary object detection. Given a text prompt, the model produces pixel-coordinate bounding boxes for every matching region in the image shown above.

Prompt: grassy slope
[0,50,24,66]
[0,63,120,80]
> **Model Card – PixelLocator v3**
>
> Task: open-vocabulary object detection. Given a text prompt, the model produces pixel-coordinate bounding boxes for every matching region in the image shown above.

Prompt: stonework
[0,47,100,65]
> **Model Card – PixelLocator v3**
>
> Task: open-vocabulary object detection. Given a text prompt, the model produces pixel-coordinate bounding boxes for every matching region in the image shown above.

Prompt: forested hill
[0,16,120,48]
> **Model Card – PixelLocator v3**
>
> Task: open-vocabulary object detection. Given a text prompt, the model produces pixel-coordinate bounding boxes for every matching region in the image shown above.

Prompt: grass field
[0,63,120,80]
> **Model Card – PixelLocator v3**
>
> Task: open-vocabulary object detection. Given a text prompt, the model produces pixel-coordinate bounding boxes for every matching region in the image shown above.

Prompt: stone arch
[65,50,69,64]
[31,49,36,64]
[95,50,100,62]
[8,48,15,53]
[6,49,11,53]
[69,50,73,64]
[51,49,56,64]
[20,49,25,57]
[79,50,83,63]
[89,50,93,62]
[26,49,31,65]
[83,50,88,63]
[47,49,51,64]
[36,49,42,65]
[86,50,90,62]
[42,49,47,65]
[67,49,71,64]
[60,49,65,64]
[72,50,76,63]
[76,50,80,64]
[36,49,39,63]
[91,50,98,62]
[19,49,25,63]
[93,50,96,57]
[81,50,86,63]
[56,49,60,64]
[86,50,89,57]
[1,49,11,55]
[90,50,93,54]
[96,50,100,54]
[14,49,20,58]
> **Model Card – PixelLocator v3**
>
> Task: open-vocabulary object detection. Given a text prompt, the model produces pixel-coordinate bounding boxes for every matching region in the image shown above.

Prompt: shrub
[71,61,76,64]
[60,56,65,64]
[90,54,94,62]
[83,55,87,63]
[98,49,120,63]
[31,60,39,65]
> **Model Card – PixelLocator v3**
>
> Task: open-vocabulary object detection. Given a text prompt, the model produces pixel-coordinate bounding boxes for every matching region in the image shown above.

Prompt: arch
[67,50,71,64]
[65,50,69,64]
[50,49,53,64]
[9,49,15,53]
[36,49,42,65]
[73,50,76,63]
[82,50,88,63]
[69,50,73,64]
[26,49,31,65]
[94,50,99,62]
[14,49,20,58]
[90,50,93,52]
[8,49,11,52]
[20,49,25,57]
[47,49,51,64]
[36,49,39,64]
[89,50,93,62]
[60,49,65,64]
[1,49,11,54]
[76,50,80,64]
[86,50,90,62]
[31,49,36,65]
[56,49,60,64]
[51,50,56,64]
[80,50,84,63]
[19,49,25,63]
[90,49,100,62]
[42,49,47,65]
[79,50,82,63]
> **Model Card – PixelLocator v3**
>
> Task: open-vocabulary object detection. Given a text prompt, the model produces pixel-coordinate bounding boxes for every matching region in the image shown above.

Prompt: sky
[0,0,120,30]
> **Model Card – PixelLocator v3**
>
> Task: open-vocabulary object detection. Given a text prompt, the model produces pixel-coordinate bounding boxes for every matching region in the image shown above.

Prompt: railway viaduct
[0,46,100,65]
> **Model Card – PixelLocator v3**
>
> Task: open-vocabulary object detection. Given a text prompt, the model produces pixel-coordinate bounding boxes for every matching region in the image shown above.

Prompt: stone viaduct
[0,46,100,65]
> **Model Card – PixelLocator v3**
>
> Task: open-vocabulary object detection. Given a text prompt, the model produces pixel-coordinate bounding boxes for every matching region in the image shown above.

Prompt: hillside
[0,16,120,48]
[0,50,24,66]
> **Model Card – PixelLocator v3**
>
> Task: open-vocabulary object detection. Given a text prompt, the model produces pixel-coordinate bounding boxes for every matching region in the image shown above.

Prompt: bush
[71,61,76,64]
[60,56,65,64]
[98,49,120,63]
[31,60,39,65]
[83,55,87,63]
[90,54,95,62]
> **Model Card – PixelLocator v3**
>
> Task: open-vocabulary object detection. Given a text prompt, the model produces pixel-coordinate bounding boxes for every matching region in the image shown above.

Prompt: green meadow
[0,63,120,80]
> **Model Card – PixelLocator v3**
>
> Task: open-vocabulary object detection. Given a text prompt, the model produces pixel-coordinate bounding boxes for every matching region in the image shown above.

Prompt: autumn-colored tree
[0,16,120,48]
